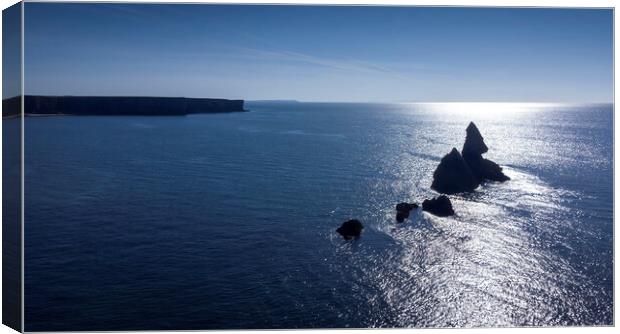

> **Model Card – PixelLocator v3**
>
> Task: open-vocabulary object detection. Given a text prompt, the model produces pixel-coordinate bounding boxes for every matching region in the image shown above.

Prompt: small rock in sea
[422,195,455,217]
[336,219,364,240]
[431,147,479,194]
[395,202,419,222]
[396,202,419,212]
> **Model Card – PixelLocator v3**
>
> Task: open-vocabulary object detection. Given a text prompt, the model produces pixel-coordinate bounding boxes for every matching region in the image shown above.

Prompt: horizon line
[248,100,614,104]
[3,95,613,105]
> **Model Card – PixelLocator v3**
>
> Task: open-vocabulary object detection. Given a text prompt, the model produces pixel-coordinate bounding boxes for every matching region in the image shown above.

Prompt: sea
[21,102,613,330]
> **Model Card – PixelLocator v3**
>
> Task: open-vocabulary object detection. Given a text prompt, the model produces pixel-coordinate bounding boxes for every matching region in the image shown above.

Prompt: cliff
[2,96,21,117]
[2,95,245,117]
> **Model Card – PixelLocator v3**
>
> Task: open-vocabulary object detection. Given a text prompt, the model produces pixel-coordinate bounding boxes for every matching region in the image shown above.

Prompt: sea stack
[431,122,509,194]
[462,122,510,182]
[462,122,489,156]
[431,148,479,194]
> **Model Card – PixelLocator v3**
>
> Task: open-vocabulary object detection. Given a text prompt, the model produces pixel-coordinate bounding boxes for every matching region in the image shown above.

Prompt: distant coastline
[2,95,246,117]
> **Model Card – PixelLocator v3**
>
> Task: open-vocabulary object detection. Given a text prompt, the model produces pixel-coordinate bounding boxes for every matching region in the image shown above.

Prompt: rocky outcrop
[336,219,364,239]
[422,195,455,217]
[395,202,419,222]
[11,95,246,116]
[462,122,510,183]
[431,122,509,194]
[2,96,21,117]
[462,121,488,156]
[335,123,509,231]
[463,154,510,182]
[431,148,479,194]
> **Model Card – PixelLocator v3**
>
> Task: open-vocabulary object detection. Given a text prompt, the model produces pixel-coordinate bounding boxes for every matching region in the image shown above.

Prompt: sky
[18,3,614,103]
[3,2,21,99]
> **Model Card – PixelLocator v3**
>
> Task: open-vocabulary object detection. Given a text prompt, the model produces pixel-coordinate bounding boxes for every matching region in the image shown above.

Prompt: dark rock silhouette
[431,122,509,194]
[336,219,364,240]
[3,95,246,117]
[464,154,510,182]
[431,148,479,194]
[395,202,419,222]
[422,195,455,217]
[462,122,510,182]
[2,96,21,118]
[462,121,489,156]
[396,202,418,212]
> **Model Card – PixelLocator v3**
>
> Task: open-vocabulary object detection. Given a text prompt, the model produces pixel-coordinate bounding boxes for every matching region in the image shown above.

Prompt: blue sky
[22,3,613,103]
[2,2,21,99]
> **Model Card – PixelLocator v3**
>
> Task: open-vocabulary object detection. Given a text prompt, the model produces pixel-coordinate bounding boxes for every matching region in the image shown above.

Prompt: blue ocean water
[24,102,613,330]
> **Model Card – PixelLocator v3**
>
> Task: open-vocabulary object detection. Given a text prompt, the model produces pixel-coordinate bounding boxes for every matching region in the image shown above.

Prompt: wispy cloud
[231,46,411,79]
[97,3,162,21]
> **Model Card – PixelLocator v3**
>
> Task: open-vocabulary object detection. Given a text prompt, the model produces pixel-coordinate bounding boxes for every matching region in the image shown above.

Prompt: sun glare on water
[408,102,568,120]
